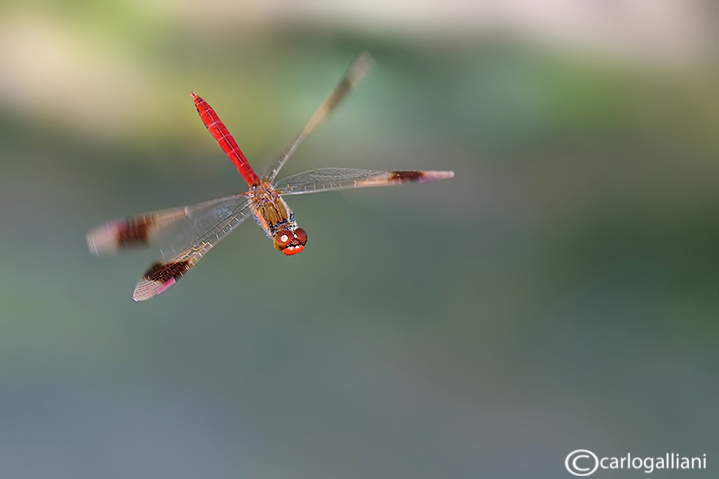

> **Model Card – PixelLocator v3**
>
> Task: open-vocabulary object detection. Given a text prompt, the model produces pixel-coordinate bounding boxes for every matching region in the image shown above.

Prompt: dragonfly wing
[262,52,374,182]
[275,168,454,195]
[86,195,245,256]
[131,196,253,301]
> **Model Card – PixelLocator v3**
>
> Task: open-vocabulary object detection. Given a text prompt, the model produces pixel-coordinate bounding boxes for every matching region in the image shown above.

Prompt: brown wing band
[142,260,191,283]
[116,218,155,246]
[389,171,425,182]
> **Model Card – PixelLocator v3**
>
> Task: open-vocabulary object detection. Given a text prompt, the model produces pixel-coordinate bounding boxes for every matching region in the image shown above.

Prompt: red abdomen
[191,92,261,187]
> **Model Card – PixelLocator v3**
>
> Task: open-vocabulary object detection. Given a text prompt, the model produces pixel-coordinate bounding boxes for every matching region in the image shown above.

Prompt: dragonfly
[87,52,454,301]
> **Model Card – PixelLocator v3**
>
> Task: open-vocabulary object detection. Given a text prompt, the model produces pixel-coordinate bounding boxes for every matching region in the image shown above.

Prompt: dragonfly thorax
[247,182,294,235]
[246,182,306,254]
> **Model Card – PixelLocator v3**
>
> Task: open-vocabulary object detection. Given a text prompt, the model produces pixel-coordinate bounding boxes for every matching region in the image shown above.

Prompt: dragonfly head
[273,228,307,256]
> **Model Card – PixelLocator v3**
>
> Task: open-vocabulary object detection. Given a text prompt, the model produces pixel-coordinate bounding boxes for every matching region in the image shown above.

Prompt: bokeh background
[1,0,719,477]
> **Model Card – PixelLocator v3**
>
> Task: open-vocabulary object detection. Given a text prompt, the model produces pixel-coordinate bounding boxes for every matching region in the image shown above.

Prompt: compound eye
[294,228,307,245]
[273,229,294,250]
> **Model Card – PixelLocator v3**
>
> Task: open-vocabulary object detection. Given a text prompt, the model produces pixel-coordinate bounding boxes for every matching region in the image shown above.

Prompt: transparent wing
[131,196,254,301]
[86,195,246,257]
[275,168,455,195]
[262,52,375,183]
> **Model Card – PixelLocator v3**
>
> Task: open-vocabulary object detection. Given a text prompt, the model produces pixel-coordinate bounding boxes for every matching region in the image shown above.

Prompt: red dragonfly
[87,53,454,301]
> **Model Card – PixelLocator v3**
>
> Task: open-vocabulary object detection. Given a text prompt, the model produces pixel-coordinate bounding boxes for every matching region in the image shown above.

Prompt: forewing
[262,52,374,182]
[131,196,253,301]
[86,195,244,256]
[275,168,454,195]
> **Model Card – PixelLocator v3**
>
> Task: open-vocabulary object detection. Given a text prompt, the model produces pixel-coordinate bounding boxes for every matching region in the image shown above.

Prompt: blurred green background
[1,0,719,477]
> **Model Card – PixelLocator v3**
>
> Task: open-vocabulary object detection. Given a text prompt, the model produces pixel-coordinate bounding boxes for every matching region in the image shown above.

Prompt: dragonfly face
[273,227,307,255]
